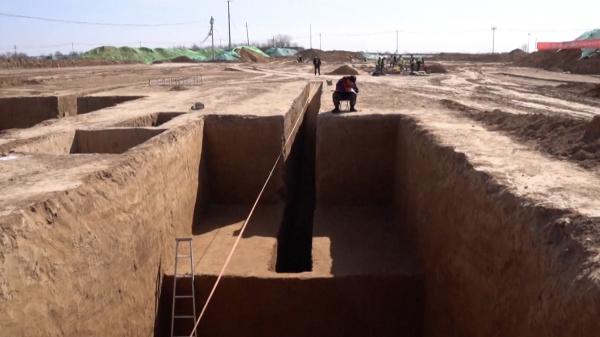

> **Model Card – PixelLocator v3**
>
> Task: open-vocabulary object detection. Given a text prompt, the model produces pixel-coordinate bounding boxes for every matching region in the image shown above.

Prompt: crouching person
[332,75,359,113]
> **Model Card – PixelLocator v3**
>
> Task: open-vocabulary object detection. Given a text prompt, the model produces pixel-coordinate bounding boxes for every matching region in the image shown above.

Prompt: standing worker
[331,75,359,113]
[313,57,322,76]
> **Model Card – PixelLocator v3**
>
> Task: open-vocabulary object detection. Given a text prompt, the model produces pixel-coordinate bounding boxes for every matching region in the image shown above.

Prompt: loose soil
[326,64,360,75]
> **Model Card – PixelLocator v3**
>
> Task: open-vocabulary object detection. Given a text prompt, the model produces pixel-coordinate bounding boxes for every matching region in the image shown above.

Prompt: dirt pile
[170,56,195,63]
[516,49,600,75]
[297,49,364,63]
[426,63,447,74]
[237,47,268,62]
[0,57,137,69]
[441,99,600,168]
[327,64,360,75]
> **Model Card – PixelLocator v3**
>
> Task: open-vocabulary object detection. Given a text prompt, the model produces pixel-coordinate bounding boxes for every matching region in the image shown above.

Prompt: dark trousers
[314,65,321,75]
[333,91,357,109]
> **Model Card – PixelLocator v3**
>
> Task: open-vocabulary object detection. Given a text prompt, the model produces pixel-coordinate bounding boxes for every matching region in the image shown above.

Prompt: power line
[0,11,203,27]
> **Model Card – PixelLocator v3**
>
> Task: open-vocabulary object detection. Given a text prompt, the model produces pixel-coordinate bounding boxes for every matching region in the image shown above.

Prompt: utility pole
[273,36,275,48]
[309,24,312,49]
[245,22,250,45]
[13,45,17,57]
[72,42,74,54]
[210,16,215,61]
[319,33,322,50]
[396,29,399,54]
[491,27,497,54]
[226,0,232,49]
[527,32,531,53]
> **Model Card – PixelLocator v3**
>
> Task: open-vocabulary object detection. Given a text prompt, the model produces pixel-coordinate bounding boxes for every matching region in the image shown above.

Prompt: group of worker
[303,54,428,113]
[376,54,426,74]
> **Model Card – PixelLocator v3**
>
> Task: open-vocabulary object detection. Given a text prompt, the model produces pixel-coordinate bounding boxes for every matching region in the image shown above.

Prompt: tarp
[537,29,600,58]
[266,47,298,57]
[577,29,600,58]
[83,46,270,63]
[537,39,600,51]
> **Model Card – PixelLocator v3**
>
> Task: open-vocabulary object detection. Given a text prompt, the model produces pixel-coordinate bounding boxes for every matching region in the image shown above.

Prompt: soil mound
[327,64,360,75]
[516,50,600,75]
[170,56,195,63]
[297,49,364,63]
[237,48,268,62]
[426,63,447,74]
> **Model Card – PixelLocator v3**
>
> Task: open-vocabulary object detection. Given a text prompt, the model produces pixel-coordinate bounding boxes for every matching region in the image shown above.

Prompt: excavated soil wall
[0,95,143,131]
[0,95,77,130]
[394,118,600,337]
[156,274,422,337]
[0,120,206,337]
[203,115,285,204]
[315,113,600,336]
[316,114,398,206]
[74,128,165,154]
[76,95,143,115]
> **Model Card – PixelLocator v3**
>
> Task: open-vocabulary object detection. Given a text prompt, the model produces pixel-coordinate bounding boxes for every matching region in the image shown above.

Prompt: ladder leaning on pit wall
[170,237,198,337]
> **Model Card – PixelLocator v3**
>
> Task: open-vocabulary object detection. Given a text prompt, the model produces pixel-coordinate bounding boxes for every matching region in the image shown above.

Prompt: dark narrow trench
[275,111,316,273]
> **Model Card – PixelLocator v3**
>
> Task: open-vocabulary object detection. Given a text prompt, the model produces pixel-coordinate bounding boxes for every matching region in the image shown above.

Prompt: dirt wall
[0,96,59,130]
[74,128,165,154]
[0,119,206,337]
[76,96,143,115]
[314,112,600,336]
[203,114,287,204]
[394,117,600,337]
[315,114,399,206]
[155,274,423,337]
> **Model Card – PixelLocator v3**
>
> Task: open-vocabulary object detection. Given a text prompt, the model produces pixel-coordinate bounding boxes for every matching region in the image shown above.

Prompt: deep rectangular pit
[115,112,186,128]
[0,95,144,131]
[5,83,600,337]
[11,127,165,154]
[76,95,144,115]
[72,128,165,154]
[0,96,75,130]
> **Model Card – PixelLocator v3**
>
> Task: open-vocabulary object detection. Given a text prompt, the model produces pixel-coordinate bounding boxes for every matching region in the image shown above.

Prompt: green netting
[576,29,600,58]
[266,47,298,57]
[82,45,270,63]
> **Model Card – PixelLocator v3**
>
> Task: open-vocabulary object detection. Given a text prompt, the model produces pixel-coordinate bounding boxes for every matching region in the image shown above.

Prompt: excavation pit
[12,127,165,154]
[0,95,144,131]
[115,112,187,127]
[0,96,76,130]
[3,77,600,337]
[76,95,144,115]
[155,109,600,337]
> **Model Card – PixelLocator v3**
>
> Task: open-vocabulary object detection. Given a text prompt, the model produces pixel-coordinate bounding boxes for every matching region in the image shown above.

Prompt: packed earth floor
[2,58,600,337]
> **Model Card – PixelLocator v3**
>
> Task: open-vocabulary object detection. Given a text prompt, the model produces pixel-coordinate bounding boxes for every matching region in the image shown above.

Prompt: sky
[0,0,598,56]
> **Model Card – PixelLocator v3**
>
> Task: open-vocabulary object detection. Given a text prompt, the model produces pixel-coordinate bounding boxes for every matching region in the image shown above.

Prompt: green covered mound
[83,46,269,63]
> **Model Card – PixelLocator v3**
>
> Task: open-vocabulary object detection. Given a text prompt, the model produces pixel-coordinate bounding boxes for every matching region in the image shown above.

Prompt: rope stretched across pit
[188,88,316,337]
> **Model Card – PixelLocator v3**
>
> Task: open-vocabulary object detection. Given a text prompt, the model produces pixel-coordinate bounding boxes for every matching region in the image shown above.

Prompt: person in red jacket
[331,75,359,113]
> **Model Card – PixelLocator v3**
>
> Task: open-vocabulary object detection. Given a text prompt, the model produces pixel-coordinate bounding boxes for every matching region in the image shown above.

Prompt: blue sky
[0,0,598,55]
